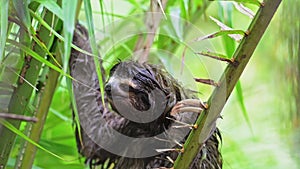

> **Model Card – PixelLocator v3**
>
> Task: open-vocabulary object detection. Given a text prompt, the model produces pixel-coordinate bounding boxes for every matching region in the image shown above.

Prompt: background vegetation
[0,0,298,169]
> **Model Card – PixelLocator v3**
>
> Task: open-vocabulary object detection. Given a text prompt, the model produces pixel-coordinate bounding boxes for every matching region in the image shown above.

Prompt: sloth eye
[109,63,121,76]
[136,91,149,103]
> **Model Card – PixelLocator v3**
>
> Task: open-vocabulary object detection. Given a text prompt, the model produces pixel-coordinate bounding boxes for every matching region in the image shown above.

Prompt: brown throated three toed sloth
[70,23,222,169]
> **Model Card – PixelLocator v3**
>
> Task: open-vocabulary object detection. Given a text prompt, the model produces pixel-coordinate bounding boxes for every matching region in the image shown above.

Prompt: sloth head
[105,61,179,124]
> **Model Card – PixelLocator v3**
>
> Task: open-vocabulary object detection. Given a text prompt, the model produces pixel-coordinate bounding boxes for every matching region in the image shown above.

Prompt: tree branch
[0,113,37,122]
[134,0,167,63]
[173,0,282,168]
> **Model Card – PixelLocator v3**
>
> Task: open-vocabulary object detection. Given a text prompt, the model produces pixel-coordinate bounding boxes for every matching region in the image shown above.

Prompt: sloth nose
[105,80,129,98]
[104,83,112,95]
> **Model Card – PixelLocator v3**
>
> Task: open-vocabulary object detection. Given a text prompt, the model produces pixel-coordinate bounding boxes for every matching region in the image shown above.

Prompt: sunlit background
[5,1,298,169]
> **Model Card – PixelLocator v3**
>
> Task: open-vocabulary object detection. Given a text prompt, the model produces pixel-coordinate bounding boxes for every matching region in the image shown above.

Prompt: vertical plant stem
[174,0,282,168]
[0,1,62,168]
[15,18,63,169]
[0,5,35,168]
[134,0,168,63]
[16,41,61,169]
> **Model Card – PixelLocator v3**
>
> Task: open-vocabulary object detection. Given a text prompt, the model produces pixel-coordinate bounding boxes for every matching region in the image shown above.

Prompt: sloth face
[105,61,169,123]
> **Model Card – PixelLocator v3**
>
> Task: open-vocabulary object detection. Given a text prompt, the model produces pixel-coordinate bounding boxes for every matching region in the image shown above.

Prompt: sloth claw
[171,99,207,116]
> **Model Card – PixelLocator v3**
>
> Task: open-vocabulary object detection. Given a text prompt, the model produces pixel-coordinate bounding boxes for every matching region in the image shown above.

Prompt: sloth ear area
[108,62,121,76]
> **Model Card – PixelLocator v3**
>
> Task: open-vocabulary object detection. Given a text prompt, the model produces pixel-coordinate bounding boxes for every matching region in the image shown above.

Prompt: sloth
[70,23,222,169]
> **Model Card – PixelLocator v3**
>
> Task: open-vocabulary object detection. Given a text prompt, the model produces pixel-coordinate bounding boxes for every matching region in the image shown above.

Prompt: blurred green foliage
[1,0,298,169]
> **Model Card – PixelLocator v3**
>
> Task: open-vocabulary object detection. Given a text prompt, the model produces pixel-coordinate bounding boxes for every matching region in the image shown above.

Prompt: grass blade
[32,0,63,20]
[0,0,8,63]
[29,9,96,58]
[210,0,262,6]
[194,29,245,42]
[0,119,65,160]
[218,2,252,131]
[62,0,78,73]
[7,39,72,79]
[29,27,62,68]
[233,2,255,18]
[84,0,105,105]
[98,0,106,32]
[235,81,253,133]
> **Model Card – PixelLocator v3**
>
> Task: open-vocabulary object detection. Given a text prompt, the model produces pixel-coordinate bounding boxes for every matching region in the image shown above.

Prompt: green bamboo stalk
[0,1,59,168]
[16,39,62,169]
[0,3,35,167]
[173,0,282,168]
[14,11,63,169]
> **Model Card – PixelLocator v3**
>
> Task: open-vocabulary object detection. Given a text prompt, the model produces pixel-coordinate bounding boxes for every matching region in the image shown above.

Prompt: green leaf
[210,0,262,6]
[235,81,253,133]
[84,0,105,105]
[0,119,65,160]
[29,27,62,68]
[29,9,96,58]
[66,76,83,150]
[127,0,142,9]
[233,2,255,18]
[7,39,72,80]
[218,2,252,132]
[62,0,78,73]
[194,29,245,42]
[180,0,189,20]
[234,0,261,6]
[98,0,106,32]
[216,3,236,55]
[209,15,244,42]
[0,0,8,63]
[32,0,63,20]
[197,51,233,63]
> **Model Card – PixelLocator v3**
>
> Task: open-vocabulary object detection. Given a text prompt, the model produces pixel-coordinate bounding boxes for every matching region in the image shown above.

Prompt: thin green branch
[17,41,61,169]
[0,113,37,122]
[0,3,36,166]
[0,0,8,63]
[14,6,63,169]
[173,0,282,168]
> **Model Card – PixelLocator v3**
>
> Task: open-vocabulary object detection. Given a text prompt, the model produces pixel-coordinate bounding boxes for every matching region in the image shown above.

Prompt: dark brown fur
[70,23,222,169]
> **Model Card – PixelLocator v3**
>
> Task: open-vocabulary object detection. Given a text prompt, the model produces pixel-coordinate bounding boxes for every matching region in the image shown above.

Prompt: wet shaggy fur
[70,23,222,169]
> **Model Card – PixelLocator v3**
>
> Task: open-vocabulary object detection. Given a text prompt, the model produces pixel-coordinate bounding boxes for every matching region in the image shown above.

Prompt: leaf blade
[0,119,65,160]
[84,0,105,105]
[62,0,78,73]
[0,0,8,63]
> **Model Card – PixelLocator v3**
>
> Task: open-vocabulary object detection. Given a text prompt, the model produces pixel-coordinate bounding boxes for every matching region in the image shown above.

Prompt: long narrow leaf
[216,3,236,55]
[218,2,252,131]
[174,0,282,167]
[29,27,62,68]
[84,0,105,105]
[98,0,106,32]
[233,2,255,18]
[210,0,262,6]
[0,119,64,160]
[180,0,189,20]
[62,0,78,73]
[29,10,97,58]
[7,39,72,79]
[32,0,63,20]
[0,0,8,63]
[194,29,245,42]
[210,15,244,42]
[235,81,253,132]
